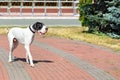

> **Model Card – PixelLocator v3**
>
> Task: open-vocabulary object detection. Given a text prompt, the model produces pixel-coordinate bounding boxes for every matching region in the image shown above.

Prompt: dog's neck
[29,25,35,33]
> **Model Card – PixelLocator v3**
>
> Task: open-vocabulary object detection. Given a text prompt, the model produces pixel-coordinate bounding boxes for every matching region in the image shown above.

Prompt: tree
[79,0,120,38]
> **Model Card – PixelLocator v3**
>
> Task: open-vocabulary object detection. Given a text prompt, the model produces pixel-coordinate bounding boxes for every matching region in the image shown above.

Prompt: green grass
[1,26,120,51]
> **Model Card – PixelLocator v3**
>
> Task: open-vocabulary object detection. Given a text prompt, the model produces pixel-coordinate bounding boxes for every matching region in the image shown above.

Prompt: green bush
[79,0,120,38]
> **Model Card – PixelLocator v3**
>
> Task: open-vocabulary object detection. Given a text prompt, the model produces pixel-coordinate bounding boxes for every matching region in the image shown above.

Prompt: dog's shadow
[14,58,54,64]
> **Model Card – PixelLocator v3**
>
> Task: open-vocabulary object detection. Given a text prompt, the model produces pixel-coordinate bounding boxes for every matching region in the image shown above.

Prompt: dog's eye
[38,26,42,30]
[36,24,42,29]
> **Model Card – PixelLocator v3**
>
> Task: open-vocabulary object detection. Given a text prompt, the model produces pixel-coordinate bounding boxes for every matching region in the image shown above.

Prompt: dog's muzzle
[39,28,48,35]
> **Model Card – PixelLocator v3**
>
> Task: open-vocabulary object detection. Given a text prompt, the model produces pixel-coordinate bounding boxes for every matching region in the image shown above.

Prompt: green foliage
[79,0,93,26]
[79,0,120,38]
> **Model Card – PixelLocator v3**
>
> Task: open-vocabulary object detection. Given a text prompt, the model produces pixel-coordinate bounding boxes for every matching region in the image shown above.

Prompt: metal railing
[0,0,79,16]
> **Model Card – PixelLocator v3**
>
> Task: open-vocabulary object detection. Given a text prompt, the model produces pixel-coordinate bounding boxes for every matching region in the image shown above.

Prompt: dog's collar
[29,26,35,33]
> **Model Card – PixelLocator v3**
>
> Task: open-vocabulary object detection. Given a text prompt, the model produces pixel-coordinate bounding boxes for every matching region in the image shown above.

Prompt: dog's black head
[32,22,48,35]
[32,22,44,31]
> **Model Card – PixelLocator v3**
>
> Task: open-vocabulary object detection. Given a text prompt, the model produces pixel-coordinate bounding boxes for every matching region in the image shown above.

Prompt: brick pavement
[0,34,119,80]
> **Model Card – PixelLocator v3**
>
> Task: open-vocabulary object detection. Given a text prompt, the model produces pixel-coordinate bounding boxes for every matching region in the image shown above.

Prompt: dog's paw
[8,60,12,63]
[30,64,34,67]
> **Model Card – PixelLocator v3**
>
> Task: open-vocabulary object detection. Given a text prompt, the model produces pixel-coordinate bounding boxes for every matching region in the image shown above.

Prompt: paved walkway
[0,34,120,80]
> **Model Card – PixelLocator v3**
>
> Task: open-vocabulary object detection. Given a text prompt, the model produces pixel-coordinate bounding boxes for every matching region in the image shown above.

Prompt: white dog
[7,22,48,67]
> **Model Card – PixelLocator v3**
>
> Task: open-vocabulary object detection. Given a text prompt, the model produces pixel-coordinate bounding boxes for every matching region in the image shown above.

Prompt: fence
[0,0,79,16]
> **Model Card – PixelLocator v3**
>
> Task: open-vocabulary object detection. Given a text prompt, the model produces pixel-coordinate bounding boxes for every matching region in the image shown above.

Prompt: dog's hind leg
[8,38,18,62]
[8,40,14,62]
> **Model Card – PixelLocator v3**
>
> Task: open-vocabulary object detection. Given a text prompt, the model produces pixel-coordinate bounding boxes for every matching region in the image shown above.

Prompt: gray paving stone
[0,47,31,80]
[34,40,117,80]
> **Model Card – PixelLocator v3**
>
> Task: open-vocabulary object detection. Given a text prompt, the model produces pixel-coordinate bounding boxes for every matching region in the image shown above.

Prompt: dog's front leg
[24,45,34,67]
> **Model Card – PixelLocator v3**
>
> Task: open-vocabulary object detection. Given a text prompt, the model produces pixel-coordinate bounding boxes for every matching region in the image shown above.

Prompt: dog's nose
[46,28,48,31]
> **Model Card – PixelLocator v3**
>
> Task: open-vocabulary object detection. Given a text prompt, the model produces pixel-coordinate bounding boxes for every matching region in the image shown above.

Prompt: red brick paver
[0,34,119,80]
[0,61,9,80]
[0,35,9,80]
[0,35,95,80]
[36,36,120,80]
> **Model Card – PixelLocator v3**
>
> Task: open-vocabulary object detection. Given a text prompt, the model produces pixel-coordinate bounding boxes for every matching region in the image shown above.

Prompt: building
[0,0,79,16]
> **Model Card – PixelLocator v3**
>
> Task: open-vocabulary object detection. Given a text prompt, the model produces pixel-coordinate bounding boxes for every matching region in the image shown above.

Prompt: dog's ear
[33,22,43,30]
